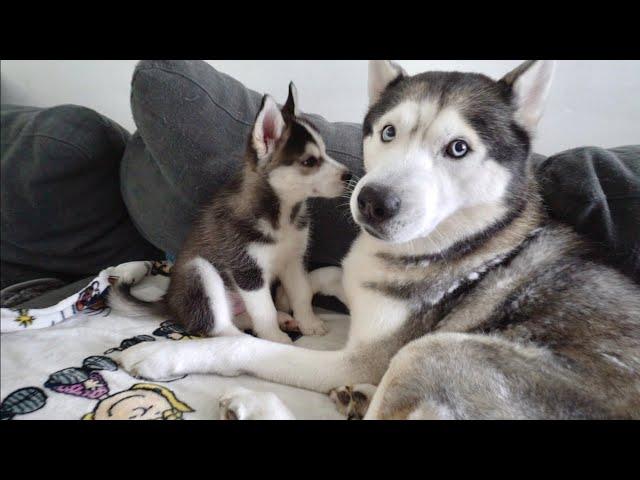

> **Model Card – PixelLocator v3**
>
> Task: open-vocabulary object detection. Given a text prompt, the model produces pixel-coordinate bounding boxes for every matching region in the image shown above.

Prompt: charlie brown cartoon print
[82,383,194,420]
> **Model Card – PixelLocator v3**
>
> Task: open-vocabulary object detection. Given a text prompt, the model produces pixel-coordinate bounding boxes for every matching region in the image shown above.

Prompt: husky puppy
[109,83,351,344]
[112,61,640,419]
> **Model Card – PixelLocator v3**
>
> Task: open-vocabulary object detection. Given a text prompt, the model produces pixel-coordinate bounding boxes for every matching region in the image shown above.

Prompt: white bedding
[0,264,348,420]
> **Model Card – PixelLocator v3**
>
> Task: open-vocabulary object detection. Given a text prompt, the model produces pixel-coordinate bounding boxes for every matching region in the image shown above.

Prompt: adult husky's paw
[218,387,295,420]
[110,342,182,380]
[329,384,377,420]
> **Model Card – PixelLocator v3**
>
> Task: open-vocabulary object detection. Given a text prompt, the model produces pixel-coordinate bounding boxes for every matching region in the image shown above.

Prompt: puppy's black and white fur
[109,83,350,344]
[112,61,640,420]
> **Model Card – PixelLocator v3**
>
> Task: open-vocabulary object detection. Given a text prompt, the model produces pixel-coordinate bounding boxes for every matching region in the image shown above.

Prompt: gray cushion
[536,145,640,282]
[124,60,364,267]
[1,104,163,289]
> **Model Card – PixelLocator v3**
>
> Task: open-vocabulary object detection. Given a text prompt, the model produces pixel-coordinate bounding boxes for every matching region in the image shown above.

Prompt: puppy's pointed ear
[501,60,556,134]
[282,81,299,117]
[252,95,285,162]
[368,60,406,105]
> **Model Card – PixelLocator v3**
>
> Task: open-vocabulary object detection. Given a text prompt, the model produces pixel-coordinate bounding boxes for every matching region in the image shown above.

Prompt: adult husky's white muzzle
[350,167,441,244]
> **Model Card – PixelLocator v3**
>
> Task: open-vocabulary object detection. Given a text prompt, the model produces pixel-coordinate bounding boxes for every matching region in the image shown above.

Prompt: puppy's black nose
[357,184,401,223]
[341,171,352,183]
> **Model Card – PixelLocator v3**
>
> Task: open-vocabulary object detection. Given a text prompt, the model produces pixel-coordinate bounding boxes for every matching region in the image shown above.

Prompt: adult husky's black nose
[357,184,401,223]
[341,171,353,183]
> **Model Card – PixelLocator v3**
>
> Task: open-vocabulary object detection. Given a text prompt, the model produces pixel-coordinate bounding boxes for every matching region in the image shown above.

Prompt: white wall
[1,60,638,155]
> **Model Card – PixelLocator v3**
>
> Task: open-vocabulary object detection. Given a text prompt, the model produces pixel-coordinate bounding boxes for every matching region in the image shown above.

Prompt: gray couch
[2,61,639,308]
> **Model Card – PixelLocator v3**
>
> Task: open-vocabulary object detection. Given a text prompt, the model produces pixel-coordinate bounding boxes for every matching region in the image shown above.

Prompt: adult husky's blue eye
[446,139,469,158]
[381,125,396,142]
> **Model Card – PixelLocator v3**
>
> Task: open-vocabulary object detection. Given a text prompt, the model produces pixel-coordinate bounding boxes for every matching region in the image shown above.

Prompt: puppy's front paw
[276,311,300,333]
[110,342,182,381]
[218,387,294,420]
[298,315,328,336]
[329,384,377,420]
[108,261,150,285]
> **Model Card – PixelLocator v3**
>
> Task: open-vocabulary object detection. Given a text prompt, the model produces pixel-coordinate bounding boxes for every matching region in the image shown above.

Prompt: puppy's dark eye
[381,125,396,142]
[445,139,469,158]
[301,156,318,167]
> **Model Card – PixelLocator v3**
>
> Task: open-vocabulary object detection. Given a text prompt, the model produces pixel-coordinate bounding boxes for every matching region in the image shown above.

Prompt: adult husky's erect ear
[282,81,299,117]
[501,60,556,134]
[368,60,407,105]
[252,95,285,162]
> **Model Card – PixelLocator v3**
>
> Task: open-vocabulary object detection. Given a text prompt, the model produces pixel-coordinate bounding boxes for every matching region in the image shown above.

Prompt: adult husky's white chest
[342,234,411,346]
[248,216,308,280]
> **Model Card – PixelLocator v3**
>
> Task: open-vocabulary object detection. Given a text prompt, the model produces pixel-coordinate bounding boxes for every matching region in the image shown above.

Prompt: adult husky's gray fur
[112,61,640,420]
[109,83,350,345]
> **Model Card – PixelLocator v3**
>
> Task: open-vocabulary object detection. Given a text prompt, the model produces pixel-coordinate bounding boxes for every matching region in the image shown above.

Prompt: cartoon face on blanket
[82,383,194,420]
[39,348,193,419]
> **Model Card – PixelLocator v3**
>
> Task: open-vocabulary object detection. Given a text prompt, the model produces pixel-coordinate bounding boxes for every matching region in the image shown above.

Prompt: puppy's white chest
[249,221,307,277]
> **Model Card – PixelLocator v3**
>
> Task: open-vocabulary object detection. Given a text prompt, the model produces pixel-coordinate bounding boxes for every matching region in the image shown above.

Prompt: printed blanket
[0,261,347,420]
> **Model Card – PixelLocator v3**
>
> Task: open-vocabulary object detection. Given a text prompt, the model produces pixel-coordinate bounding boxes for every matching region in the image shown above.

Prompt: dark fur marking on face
[297,117,321,134]
[363,121,373,138]
[363,74,406,138]
[281,122,317,165]
[465,113,530,165]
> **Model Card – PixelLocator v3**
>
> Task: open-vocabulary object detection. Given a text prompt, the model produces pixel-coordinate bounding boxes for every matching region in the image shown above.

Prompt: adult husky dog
[112,61,640,419]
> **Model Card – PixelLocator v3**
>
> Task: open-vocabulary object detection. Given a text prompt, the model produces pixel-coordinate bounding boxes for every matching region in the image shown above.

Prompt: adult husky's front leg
[112,334,361,393]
